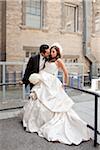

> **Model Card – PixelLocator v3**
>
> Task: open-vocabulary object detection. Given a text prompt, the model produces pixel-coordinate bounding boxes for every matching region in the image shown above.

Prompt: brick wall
[3,0,100,73]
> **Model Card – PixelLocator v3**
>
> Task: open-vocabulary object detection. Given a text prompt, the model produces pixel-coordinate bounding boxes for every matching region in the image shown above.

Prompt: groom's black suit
[22,54,40,89]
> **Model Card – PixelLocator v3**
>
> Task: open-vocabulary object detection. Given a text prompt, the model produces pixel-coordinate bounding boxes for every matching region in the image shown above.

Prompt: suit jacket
[22,54,40,89]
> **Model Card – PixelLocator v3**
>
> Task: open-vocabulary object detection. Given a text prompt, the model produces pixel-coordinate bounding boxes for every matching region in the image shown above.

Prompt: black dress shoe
[20,120,26,130]
[20,120,23,125]
[23,127,26,131]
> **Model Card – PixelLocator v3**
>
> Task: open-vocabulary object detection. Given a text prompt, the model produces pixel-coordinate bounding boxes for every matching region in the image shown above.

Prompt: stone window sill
[19,24,49,32]
[60,29,82,36]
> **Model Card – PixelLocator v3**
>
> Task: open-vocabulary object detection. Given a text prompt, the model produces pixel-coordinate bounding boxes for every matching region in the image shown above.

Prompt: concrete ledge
[0,99,27,110]
[0,108,22,120]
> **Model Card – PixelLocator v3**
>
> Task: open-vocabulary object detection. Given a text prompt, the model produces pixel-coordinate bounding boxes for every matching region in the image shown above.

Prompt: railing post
[13,71,16,83]
[3,63,6,99]
[71,75,73,87]
[23,84,25,100]
[77,75,80,88]
[94,95,98,147]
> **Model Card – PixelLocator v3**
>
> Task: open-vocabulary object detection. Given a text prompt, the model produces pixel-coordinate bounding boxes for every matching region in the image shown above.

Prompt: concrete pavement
[0,117,100,150]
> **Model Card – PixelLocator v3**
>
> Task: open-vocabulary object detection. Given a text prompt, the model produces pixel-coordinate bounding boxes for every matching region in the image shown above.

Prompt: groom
[20,44,50,90]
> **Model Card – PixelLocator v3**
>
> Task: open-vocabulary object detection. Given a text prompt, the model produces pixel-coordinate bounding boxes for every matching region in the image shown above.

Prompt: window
[26,52,29,58]
[23,0,43,29]
[63,55,79,63]
[23,46,39,62]
[62,3,79,32]
[95,12,100,33]
[25,51,36,58]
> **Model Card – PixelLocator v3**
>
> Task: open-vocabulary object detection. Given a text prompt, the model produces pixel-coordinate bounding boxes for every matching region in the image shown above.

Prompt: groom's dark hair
[40,44,49,54]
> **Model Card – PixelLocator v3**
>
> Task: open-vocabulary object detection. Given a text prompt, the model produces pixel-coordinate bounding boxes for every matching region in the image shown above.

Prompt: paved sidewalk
[0,117,100,150]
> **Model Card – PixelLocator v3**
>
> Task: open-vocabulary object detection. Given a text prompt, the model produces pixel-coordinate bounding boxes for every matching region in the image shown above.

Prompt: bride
[22,43,90,145]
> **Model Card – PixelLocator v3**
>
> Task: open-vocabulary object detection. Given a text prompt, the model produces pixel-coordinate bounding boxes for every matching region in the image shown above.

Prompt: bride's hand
[30,92,37,101]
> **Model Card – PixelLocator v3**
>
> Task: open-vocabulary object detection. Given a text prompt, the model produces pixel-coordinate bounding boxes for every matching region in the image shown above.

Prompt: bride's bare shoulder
[56,58,64,67]
[56,58,64,64]
[56,58,62,63]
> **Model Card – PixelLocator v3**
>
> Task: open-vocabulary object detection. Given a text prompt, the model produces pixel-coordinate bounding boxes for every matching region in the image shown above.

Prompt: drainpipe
[83,0,97,79]
[0,1,6,83]
[1,0,6,61]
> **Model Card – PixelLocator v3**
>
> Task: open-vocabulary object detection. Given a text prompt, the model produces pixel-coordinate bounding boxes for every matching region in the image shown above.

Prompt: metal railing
[65,62,84,88]
[66,85,100,147]
[0,61,26,100]
[0,82,26,100]
[0,61,84,100]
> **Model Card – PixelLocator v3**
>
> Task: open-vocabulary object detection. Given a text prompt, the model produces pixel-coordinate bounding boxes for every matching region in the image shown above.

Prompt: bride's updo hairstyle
[49,43,63,62]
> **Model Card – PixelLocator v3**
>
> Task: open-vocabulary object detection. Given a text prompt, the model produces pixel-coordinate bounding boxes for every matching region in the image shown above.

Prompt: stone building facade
[0,0,100,75]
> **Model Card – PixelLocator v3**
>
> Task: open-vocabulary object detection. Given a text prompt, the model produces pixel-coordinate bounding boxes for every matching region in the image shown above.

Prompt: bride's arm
[56,59,68,85]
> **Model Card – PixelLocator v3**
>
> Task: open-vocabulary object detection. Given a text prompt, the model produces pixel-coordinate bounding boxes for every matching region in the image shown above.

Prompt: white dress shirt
[39,55,45,71]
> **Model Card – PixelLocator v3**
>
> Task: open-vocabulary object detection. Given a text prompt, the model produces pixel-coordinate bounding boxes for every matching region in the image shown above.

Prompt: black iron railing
[66,85,100,147]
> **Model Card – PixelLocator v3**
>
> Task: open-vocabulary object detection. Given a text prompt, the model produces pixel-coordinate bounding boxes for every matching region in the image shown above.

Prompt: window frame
[23,46,39,61]
[22,0,45,29]
[62,2,79,33]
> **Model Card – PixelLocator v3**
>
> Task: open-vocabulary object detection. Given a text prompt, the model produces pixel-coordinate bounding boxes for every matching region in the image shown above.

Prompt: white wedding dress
[23,62,90,145]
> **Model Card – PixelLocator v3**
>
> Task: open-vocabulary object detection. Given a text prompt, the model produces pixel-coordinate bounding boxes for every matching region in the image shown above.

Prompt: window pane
[25,0,41,28]
[26,14,41,28]
[31,52,36,56]
[26,52,29,57]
